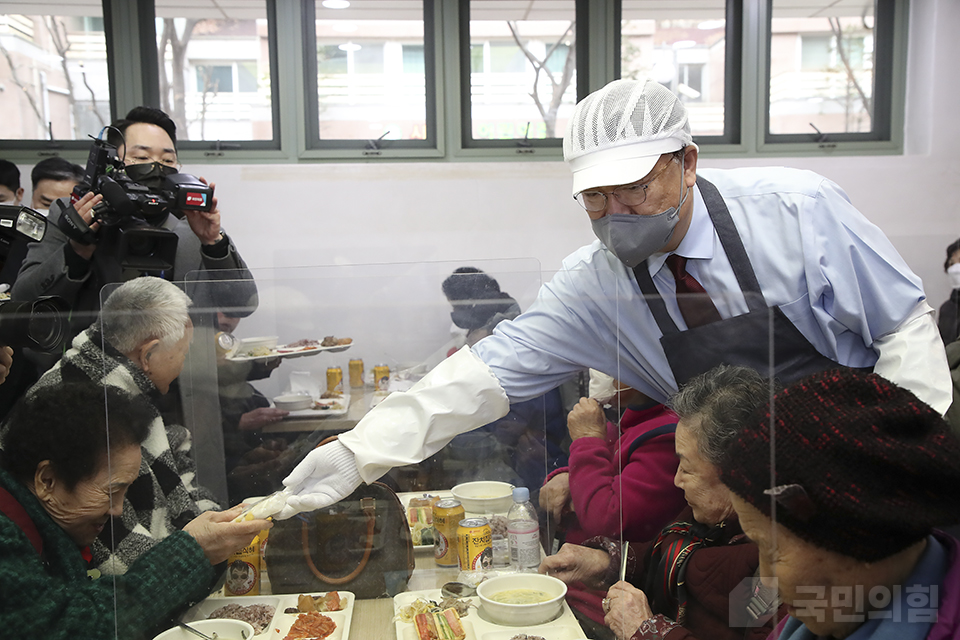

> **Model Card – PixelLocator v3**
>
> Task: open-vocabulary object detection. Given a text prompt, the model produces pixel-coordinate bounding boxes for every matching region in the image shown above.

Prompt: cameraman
[11,107,257,344]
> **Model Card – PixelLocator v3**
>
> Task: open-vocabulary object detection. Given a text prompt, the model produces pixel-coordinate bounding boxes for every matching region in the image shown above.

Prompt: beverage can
[326,366,343,394]
[457,517,492,572]
[433,498,464,567]
[348,359,364,388]
[373,364,390,392]
[224,535,260,596]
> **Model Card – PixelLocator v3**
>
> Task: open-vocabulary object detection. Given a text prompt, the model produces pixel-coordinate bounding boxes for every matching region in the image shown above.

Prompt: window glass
[770,1,876,135]
[311,1,427,142]
[0,8,111,141]
[467,0,577,141]
[155,1,274,142]
[620,0,727,138]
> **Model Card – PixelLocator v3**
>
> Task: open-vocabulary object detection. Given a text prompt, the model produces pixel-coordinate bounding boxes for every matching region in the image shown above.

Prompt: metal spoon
[619,541,629,582]
[177,622,217,640]
[177,621,250,640]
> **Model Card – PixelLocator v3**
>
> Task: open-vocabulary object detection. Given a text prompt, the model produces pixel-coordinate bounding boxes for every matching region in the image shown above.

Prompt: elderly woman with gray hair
[541,364,785,640]
[25,276,226,576]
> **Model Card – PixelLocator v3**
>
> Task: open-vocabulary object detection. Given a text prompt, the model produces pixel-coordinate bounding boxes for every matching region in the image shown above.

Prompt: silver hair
[100,277,192,355]
[669,364,774,466]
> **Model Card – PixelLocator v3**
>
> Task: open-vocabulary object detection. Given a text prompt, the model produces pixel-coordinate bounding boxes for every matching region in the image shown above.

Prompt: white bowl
[273,393,313,411]
[153,619,255,640]
[477,573,567,626]
[451,480,515,513]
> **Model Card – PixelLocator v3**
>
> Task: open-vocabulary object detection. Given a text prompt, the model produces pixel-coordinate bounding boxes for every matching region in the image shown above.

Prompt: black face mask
[125,162,178,191]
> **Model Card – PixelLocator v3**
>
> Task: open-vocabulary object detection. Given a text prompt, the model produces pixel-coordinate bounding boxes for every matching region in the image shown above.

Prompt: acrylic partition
[78,263,809,640]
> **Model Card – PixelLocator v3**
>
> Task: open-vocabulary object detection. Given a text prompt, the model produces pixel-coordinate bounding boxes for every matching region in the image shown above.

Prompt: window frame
[0,0,909,164]
[299,0,441,159]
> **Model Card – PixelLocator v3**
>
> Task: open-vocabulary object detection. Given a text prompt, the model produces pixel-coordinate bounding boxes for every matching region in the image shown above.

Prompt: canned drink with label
[433,499,465,567]
[224,535,260,596]
[373,364,390,392]
[326,366,343,394]
[457,517,492,572]
[348,359,364,388]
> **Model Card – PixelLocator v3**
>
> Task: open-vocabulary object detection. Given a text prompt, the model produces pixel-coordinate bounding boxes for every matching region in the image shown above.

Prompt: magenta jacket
[547,403,687,625]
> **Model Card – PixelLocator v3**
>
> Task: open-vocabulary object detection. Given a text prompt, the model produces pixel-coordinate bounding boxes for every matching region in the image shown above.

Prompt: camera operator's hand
[185,176,223,245]
[66,192,104,261]
[0,346,13,385]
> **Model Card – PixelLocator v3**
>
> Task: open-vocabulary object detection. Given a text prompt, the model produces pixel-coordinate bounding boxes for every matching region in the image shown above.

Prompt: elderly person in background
[25,276,221,575]
[720,369,960,640]
[0,381,269,638]
[539,371,686,634]
[541,365,784,640]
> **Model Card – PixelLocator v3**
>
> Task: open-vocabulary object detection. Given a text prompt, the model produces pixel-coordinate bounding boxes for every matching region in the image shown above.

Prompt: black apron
[632,177,840,387]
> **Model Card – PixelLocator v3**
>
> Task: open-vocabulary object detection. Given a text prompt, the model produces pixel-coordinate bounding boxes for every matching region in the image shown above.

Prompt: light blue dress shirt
[473,166,928,404]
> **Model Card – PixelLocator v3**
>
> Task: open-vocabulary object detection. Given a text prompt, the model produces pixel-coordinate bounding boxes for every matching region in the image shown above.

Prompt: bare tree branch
[828,17,872,127]
[506,21,576,137]
[0,40,45,133]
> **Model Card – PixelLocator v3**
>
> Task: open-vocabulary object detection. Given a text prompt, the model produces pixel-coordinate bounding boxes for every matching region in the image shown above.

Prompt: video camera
[0,205,68,353]
[58,129,214,276]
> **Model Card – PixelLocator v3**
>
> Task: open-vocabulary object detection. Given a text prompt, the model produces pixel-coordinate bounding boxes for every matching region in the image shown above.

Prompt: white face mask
[33,208,49,217]
[948,263,960,290]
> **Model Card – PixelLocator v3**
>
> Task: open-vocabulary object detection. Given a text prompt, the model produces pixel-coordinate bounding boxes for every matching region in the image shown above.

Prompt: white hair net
[563,78,694,194]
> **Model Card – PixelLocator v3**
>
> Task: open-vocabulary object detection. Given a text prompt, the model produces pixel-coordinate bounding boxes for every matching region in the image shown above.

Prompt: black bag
[265,479,415,598]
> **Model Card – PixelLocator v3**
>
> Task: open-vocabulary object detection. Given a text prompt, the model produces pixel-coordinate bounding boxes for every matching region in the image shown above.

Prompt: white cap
[563,78,694,195]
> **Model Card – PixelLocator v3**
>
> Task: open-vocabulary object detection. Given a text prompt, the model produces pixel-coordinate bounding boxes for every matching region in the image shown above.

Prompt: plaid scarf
[642,518,727,625]
[28,322,221,575]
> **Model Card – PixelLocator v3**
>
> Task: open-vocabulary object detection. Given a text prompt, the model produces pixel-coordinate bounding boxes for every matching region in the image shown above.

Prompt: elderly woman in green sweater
[0,380,269,639]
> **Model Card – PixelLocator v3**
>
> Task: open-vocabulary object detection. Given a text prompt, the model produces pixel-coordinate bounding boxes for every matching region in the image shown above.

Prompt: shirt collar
[646,182,715,275]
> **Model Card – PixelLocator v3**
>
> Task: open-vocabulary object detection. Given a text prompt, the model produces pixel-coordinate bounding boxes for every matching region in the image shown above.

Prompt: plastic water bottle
[507,487,540,572]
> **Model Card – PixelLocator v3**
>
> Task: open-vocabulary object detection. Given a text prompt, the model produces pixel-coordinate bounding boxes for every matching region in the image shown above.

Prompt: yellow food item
[489,588,553,604]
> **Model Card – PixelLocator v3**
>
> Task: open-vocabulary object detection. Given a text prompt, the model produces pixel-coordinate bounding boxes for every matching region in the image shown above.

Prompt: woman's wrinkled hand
[567,397,607,440]
[539,471,572,522]
[604,581,654,640]
[183,506,272,565]
[538,542,611,589]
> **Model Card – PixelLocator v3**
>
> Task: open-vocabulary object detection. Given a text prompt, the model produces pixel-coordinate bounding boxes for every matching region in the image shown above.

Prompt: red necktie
[665,254,722,329]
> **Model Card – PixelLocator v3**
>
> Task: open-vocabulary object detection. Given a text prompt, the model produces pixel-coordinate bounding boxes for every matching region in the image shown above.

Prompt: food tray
[182,591,354,640]
[283,394,351,418]
[398,491,452,551]
[393,589,587,640]
[228,342,353,362]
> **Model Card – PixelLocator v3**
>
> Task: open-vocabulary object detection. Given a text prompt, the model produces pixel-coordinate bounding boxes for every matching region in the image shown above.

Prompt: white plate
[393,590,585,640]
[283,394,351,418]
[480,626,589,640]
[228,342,353,362]
[185,591,354,640]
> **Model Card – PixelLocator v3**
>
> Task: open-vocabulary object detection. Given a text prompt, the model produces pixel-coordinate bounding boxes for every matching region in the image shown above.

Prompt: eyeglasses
[574,160,674,213]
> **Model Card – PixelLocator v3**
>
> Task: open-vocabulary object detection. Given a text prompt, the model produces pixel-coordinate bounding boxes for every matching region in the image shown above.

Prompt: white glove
[338,346,510,483]
[277,440,362,519]
[872,302,952,415]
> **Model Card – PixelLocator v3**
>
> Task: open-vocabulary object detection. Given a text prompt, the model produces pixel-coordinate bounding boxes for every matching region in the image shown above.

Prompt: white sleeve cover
[872,302,952,415]
[337,346,511,483]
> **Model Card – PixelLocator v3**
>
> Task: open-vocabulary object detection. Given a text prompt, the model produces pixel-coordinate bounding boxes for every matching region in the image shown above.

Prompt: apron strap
[696,177,767,312]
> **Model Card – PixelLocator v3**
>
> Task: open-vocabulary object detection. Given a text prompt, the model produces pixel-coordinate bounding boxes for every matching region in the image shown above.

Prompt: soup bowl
[477,573,567,626]
[451,480,515,514]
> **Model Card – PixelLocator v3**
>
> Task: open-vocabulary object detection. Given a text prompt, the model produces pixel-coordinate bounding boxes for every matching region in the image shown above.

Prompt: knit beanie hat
[442,267,520,332]
[719,368,960,562]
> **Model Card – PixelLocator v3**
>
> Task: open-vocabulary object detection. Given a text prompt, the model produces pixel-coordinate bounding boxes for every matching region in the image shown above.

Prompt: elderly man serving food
[0,381,269,638]
[719,369,960,640]
[540,365,785,640]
